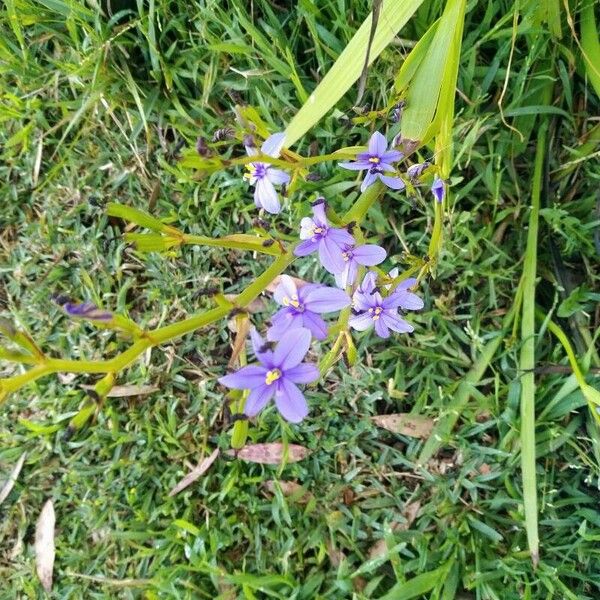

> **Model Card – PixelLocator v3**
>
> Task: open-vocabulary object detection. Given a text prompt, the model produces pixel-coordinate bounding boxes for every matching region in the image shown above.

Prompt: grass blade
[283,0,425,147]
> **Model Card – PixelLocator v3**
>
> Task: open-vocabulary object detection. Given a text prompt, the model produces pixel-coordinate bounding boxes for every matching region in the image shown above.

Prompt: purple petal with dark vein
[381,150,403,163]
[352,244,386,266]
[273,274,297,305]
[302,286,350,312]
[261,132,286,157]
[360,171,378,192]
[266,168,290,185]
[395,277,418,291]
[431,177,445,202]
[395,291,424,310]
[285,363,320,384]
[275,379,309,423]
[301,312,329,340]
[318,237,346,274]
[368,131,388,156]
[374,317,390,338]
[272,327,312,369]
[312,201,328,226]
[255,178,280,213]
[294,239,318,257]
[339,160,370,171]
[358,271,378,294]
[219,365,268,389]
[327,227,355,246]
[382,312,414,333]
[267,311,303,341]
[245,384,276,417]
[379,175,406,190]
[349,312,374,331]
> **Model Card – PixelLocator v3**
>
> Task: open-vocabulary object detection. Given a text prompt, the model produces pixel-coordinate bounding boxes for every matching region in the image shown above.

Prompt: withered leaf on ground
[0,452,26,506]
[226,443,310,464]
[371,413,434,439]
[168,448,220,497]
[35,499,55,592]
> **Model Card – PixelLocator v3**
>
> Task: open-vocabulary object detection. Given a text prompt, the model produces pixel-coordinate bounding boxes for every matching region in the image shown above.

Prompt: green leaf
[376,567,445,600]
[283,0,425,147]
[107,203,172,233]
[581,2,600,99]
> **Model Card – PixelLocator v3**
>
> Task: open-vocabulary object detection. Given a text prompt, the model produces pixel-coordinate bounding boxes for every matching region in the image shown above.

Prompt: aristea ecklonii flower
[349,272,414,339]
[431,176,445,203]
[294,200,355,274]
[244,132,290,214]
[61,301,113,321]
[218,328,319,423]
[334,244,387,289]
[406,162,430,180]
[339,131,405,192]
[268,275,351,341]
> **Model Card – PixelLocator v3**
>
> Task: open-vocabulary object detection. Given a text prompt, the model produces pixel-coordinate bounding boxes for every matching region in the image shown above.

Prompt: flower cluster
[221,130,436,423]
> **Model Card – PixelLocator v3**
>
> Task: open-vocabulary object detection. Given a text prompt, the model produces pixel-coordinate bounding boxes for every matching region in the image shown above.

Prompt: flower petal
[327,227,355,246]
[273,327,312,369]
[267,311,303,341]
[368,131,388,156]
[301,312,329,340]
[374,317,390,338]
[349,312,373,331]
[219,365,268,389]
[312,201,328,226]
[245,384,276,417]
[285,363,320,384]
[382,312,414,333]
[396,291,424,310]
[318,237,346,274]
[275,379,309,423]
[395,277,417,291]
[266,168,290,185]
[360,171,378,192]
[358,271,378,295]
[273,274,297,305]
[334,261,357,288]
[255,178,281,213]
[379,175,406,190]
[294,239,318,257]
[302,286,351,312]
[299,217,316,240]
[352,244,387,266]
[339,160,370,171]
[261,132,286,157]
[381,150,403,163]
[431,176,445,202]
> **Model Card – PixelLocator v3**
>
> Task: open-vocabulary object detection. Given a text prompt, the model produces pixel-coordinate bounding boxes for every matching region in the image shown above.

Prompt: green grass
[1,0,600,598]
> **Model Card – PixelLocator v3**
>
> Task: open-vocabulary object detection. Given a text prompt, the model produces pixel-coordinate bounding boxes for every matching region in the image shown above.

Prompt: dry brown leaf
[224,294,267,313]
[0,452,26,506]
[265,275,308,293]
[371,413,434,439]
[326,541,346,567]
[263,480,313,503]
[168,449,220,497]
[226,443,310,464]
[80,384,158,398]
[367,501,421,560]
[35,499,55,592]
[227,316,250,369]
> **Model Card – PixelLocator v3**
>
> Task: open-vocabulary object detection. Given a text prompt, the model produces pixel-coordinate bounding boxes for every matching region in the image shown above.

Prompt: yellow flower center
[368,307,383,320]
[265,369,282,385]
[282,295,301,308]
[313,226,324,234]
[243,164,256,180]
[342,251,351,262]
[368,157,381,164]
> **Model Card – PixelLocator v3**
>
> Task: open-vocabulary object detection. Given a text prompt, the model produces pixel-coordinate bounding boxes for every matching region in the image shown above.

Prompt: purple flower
[268,275,350,341]
[349,272,415,339]
[406,162,430,180]
[339,131,405,192]
[334,244,387,289]
[219,328,319,423]
[244,132,290,214]
[294,200,355,274]
[61,301,113,321]
[431,176,445,203]
[389,273,425,311]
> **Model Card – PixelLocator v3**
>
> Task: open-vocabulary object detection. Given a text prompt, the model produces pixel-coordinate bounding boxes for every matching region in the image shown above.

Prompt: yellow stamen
[342,252,350,262]
[368,157,381,164]
[313,226,323,234]
[265,369,282,385]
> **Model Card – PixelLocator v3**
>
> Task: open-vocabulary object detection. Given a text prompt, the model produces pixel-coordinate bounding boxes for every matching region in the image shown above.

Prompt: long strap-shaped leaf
[283,0,425,147]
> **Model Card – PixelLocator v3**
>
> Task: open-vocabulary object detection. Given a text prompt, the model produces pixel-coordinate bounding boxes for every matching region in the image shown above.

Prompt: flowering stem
[342,181,384,225]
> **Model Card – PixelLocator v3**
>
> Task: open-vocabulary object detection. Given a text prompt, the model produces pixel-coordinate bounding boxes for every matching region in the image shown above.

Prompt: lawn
[1,0,600,598]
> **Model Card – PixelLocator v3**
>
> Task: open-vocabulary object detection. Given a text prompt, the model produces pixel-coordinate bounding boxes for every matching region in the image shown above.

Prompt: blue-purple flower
[334,244,387,289]
[56,298,113,321]
[431,176,445,203]
[294,200,355,274]
[387,270,425,311]
[339,131,405,192]
[349,272,415,339]
[244,132,290,214]
[268,275,350,341]
[406,162,430,180]
[219,328,318,423]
